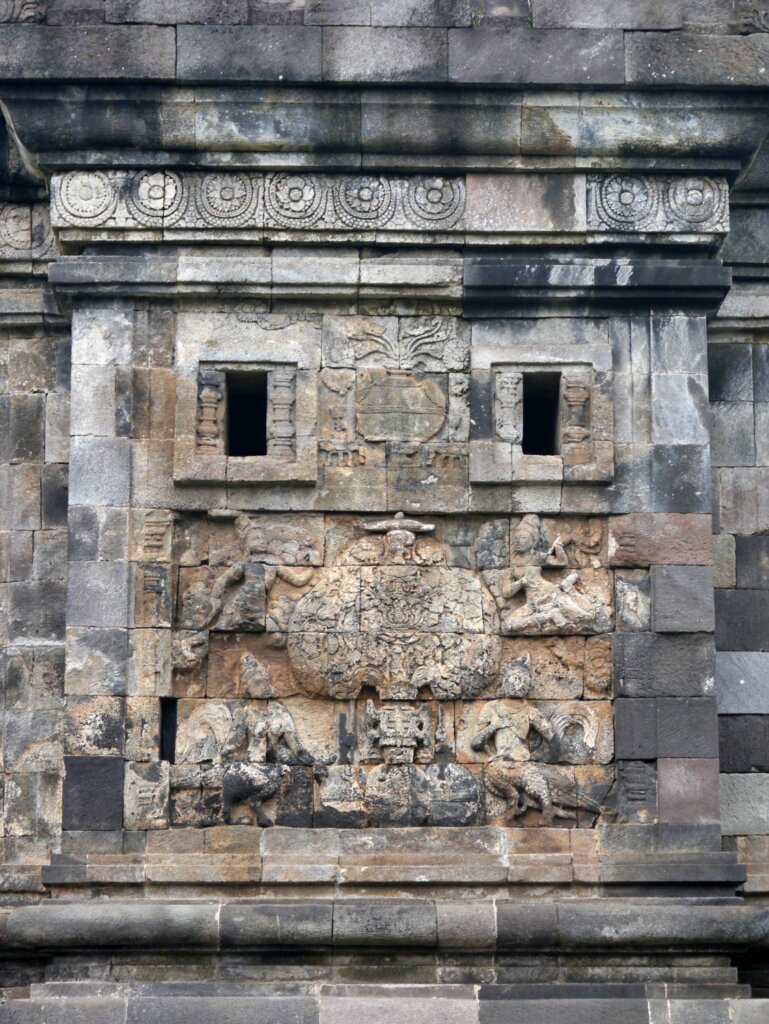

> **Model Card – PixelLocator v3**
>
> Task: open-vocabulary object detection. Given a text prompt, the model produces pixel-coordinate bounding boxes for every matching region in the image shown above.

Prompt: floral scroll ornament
[126,171,186,226]
[0,0,45,21]
[196,173,257,226]
[58,171,117,225]
[265,173,326,227]
[404,175,465,226]
[593,174,658,231]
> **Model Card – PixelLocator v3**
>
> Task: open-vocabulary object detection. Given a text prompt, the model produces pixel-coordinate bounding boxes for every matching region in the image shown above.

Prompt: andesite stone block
[106,0,249,23]
[614,633,715,698]
[177,25,323,81]
[0,26,176,80]
[719,716,769,773]
[532,0,682,30]
[221,902,333,946]
[608,513,712,566]
[62,756,124,831]
[735,534,769,589]
[713,533,736,588]
[656,698,719,759]
[708,343,753,402]
[710,402,756,468]
[448,28,625,86]
[651,565,715,633]
[715,589,769,651]
[720,774,769,836]
[67,560,131,629]
[614,699,657,760]
[323,27,448,82]
[332,899,437,946]
[651,445,711,514]
[626,32,769,88]
[716,652,769,714]
[657,758,720,824]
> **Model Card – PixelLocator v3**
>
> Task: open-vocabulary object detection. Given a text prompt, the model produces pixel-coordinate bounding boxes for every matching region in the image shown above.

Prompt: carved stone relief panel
[119,510,624,830]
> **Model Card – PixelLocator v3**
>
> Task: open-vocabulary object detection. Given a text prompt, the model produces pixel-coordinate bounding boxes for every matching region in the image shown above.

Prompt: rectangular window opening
[226,370,269,457]
[522,371,561,456]
[160,697,178,764]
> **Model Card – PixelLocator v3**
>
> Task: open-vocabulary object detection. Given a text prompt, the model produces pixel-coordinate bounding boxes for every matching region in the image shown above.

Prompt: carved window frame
[470,358,614,485]
[174,359,317,485]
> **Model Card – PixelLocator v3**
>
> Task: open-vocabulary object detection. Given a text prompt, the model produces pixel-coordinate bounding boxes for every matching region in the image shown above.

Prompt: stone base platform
[1,986,767,1024]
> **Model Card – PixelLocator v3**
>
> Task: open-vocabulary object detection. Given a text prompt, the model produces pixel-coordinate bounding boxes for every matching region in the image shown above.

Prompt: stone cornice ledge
[2,900,769,954]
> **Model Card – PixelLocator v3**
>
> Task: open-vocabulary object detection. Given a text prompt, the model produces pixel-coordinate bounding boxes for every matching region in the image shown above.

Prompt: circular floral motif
[665,177,725,227]
[196,173,257,225]
[404,175,465,226]
[126,171,186,226]
[265,173,325,227]
[333,175,395,227]
[0,206,29,251]
[58,171,117,225]
[596,174,657,230]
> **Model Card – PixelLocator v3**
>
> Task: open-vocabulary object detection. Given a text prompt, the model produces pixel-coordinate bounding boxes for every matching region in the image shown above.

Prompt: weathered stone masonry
[4,2,769,1022]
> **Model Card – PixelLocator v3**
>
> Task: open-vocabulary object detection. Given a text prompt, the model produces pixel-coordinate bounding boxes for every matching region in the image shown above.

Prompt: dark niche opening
[226,370,269,457]
[160,697,178,764]
[522,371,561,456]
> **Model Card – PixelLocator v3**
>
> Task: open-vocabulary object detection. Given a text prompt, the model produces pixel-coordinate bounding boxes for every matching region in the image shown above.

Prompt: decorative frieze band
[50,170,730,239]
[51,170,467,233]
[587,174,729,234]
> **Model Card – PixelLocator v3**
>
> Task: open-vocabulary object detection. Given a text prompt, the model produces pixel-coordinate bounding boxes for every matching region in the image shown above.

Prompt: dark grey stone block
[710,402,756,467]
[496,902,557,947]
[448,27,624,85]
[221,902,333,946]
[370,0,473,27]
[323,27,448,82]
[715,590,769,651]
[708,343,753,402]
[0,999,127,1024]
[480,1000,649,1024]
[7,902,220,950]
[614,699,657,759]
[106,0,249,22]
[626,32,769,88]
[62,756,124,831]
[651,316,707,375]
[9,580,66,643]
[718,716,769,772]
[656,698,718,758]
[10,395,45,463]
[754,343,769,401]
[69,437,131,506]
[614,633,715,698]
[716,651,769,713]
[736,535,769,588]
[651,373,709,446]
[68,505,99,561]
[305,0,371,25]
[651,565,715,633]
[0,26,176,79]
[651,445,710,513]
[126,997,319,1024]
[41,464,69,529]
[177,25,322,81]
[469,370,492,440]
[66,560,131,628]
[332,899,437,946]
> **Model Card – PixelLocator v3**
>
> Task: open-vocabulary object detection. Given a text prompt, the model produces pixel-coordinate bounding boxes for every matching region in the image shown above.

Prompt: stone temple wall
[2,3,769,1023]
